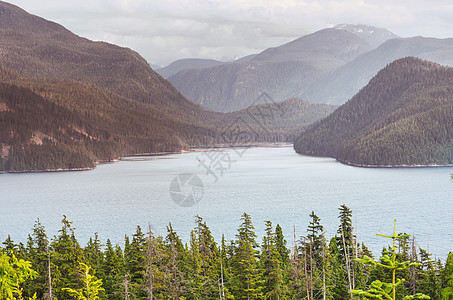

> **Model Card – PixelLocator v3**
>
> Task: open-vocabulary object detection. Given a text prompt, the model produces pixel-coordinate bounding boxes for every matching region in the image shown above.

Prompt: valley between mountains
[1,0,453,171]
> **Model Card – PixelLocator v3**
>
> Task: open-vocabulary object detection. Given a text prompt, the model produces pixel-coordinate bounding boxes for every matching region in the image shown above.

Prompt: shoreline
[3,143,452,173]
[337,159,453,168]
[1,166,94,174]
[0,142,293,174]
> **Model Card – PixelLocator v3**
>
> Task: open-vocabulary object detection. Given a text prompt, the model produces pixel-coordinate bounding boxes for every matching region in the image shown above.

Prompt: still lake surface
[1,146,452,259]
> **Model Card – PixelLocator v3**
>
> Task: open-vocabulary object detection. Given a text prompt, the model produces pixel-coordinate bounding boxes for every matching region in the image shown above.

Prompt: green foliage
[295,57,453,166]
[0,253,37,300]
[442,253,453,300]
[231,213,265,299]
[62,262,105,300]
[0,211,450,299]
[351,220,430,300]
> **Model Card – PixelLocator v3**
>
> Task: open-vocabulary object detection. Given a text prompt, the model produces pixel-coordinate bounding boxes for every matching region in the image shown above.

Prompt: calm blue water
[1,147,452,259]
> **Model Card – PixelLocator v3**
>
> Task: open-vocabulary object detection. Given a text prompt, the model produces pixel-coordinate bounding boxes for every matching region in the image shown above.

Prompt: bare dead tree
[123,274,130,300]
[46,243,52,300]
[341,230,353,300]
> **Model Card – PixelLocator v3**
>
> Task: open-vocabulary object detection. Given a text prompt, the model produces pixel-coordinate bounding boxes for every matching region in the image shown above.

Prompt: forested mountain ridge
[220,97,337,142]
[294,57,453,166]
[0,67,223,172]
[0,0,214,122]
[0,64,335,171]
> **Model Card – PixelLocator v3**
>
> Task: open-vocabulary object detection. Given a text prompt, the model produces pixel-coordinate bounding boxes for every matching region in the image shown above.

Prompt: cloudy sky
[7,0,453,67]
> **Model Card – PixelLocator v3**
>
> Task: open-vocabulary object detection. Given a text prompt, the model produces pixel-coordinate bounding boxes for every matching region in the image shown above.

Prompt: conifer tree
[63,262,105,300]
[25,219,51,299]
[51,215,86,299]
[351,220,430,300]
[261,220,286,299]
[125,226,147,298]
[101,239,124,299]
[165,223,187,299]
[84,233,104,280]
[443,252,453,300]
[193,216,220,298]
[275,224,290,266]
[0,252,38,300]
[231,212,264,299]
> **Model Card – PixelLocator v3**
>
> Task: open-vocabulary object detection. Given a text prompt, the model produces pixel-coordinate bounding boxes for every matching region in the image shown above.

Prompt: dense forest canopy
[1,207,452,299]
[295,57,453,166]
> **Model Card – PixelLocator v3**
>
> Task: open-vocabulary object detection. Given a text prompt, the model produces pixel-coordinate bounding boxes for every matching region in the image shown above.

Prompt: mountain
[168,25,396,112]
[149,63,162,70]
[233,54,258,63]
[0,0,212,121]
[156,58,225,78]
[333,24,398,48]
[219,97,337,142]
[251,28,372,67]
[0,66,221,171]
[301,36,453,105]
[169,60,322,112]
[0,64,335,171]
[294,57,453,166]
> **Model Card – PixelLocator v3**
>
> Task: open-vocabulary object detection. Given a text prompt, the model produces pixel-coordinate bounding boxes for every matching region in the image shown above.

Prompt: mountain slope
[294,57,453,166]
[0,0,211,121]
[0,67,220,171]
[302,37,453,105]
[251,28,372,67]
[169,26,384,112]
[157,58,225,78]
[0,65,335,171]
[170,60,321,112]
[219,98,337,142]
[333,24,398,48]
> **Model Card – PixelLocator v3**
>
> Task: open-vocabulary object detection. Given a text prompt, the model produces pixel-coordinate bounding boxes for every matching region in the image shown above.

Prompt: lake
[1,146,452,259]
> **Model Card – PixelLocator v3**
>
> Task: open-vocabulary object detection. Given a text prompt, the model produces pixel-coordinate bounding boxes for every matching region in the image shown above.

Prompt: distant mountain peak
[334,24,398,47]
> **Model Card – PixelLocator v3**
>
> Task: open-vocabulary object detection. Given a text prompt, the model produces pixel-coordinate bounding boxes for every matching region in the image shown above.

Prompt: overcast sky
[7,0,453,67]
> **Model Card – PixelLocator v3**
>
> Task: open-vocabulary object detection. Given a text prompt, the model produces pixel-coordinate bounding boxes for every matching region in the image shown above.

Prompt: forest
[294,57,453,166]
[1,206,452,300]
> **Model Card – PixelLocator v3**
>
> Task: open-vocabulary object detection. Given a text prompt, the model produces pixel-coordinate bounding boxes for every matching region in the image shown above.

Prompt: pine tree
[84,233,104,280]
[24,219,51,299]
[193,216,220,298]
[231,212,264,299]
[337,204,355,296]
[443,252,453,300]
[307,211,324,261]
[165,223,187,299]
[101,239,124,299]
[275,224,290,266]
[125,226,147,298]
[51,215,86,299]
[261,221,286,299]
[0,252,38,300]
[327,237,349,299]
[62,262,105,300]
[351,220,429,300]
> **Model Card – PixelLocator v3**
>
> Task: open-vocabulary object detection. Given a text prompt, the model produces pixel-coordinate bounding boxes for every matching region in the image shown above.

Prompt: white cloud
[6,0,453,66]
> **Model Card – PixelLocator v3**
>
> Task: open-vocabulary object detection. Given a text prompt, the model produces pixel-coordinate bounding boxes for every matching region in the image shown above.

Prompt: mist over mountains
[165,24,453,112]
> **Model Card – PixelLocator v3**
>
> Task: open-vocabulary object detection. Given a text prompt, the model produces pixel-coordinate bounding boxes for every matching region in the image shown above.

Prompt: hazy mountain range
[166,24,453,112]
[166,24,398,112]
